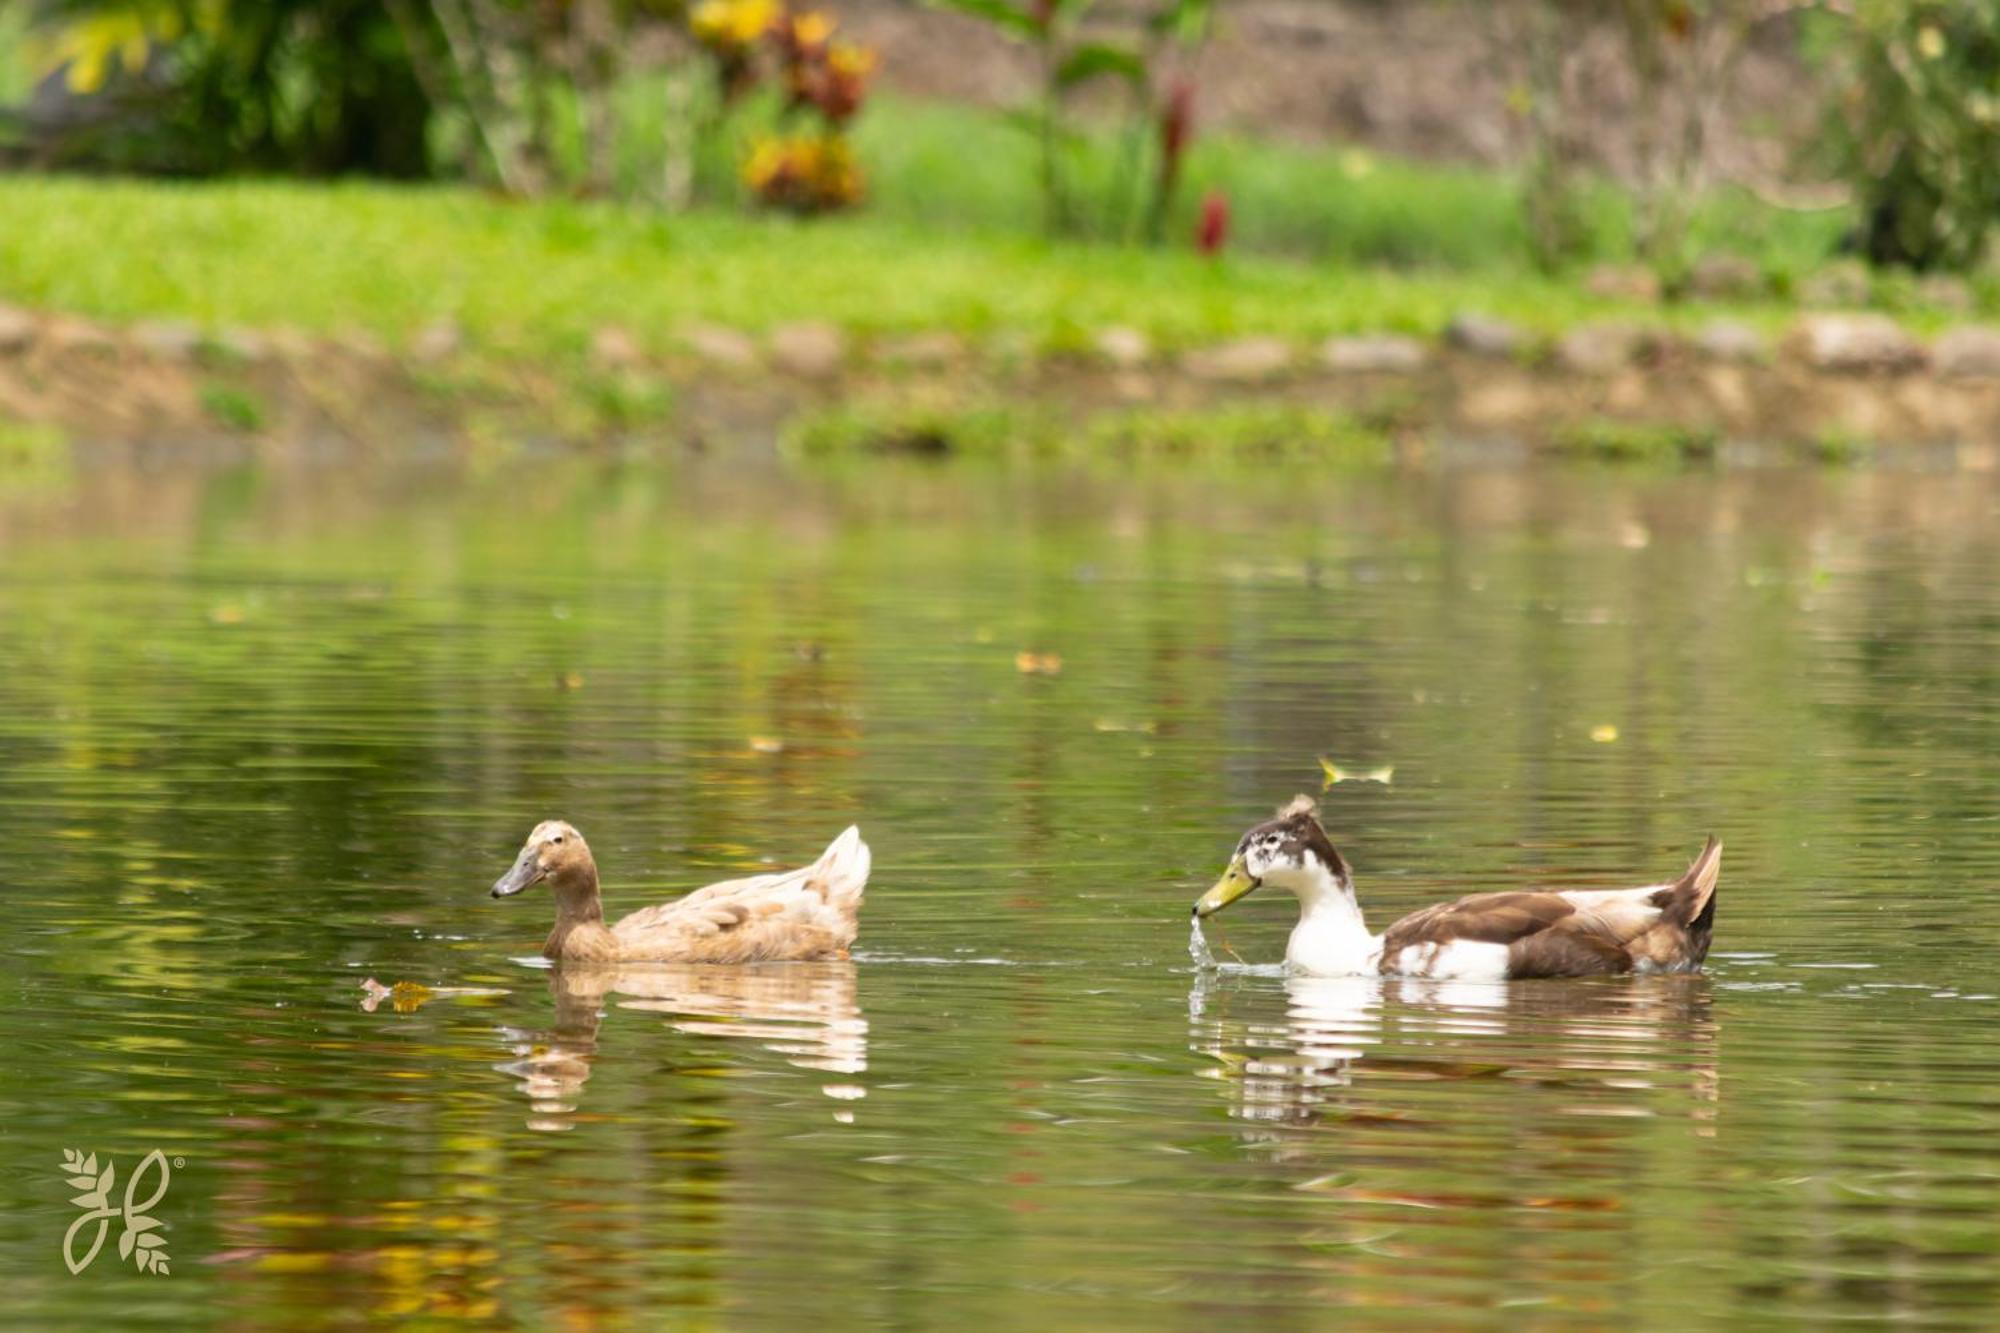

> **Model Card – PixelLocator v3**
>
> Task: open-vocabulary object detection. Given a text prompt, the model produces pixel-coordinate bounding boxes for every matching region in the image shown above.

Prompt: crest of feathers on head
[1276,794,1319,820]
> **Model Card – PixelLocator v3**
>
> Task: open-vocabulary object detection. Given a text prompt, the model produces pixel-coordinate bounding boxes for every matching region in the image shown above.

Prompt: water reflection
[1191,969,1717,1129]
[498,963,867,1131]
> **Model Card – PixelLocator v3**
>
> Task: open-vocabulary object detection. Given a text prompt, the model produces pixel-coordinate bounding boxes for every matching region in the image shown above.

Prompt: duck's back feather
[1376,838,1721,979]
[607,826,871,963]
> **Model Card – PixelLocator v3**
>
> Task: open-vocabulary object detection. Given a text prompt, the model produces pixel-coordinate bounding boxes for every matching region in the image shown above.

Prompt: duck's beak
[491,847,545,899]
[1193,858,1261,919]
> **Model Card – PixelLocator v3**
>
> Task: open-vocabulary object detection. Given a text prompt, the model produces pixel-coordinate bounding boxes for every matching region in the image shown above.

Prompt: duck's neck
[544,862,608,958]
[1280,863,1379,975]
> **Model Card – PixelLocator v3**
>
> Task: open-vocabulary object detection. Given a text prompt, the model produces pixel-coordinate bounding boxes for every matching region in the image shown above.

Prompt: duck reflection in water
[1190,970,1718,1131]
[498,962,867,1132]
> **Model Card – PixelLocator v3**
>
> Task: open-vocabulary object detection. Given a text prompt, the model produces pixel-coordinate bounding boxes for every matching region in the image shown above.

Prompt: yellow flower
[743,136,791,192]
[692,0,778,50]
[743,134,864,213]
[827,42,876,81]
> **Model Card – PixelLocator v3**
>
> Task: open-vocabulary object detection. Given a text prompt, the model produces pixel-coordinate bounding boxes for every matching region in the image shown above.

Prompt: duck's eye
[550,835,565,846]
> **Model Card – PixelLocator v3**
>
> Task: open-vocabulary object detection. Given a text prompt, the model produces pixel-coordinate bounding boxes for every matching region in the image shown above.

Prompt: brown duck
[1193,797,1719,979]
[491,821,871,963]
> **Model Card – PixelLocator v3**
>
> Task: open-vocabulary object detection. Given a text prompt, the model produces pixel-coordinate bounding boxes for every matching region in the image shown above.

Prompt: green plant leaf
[996,107,1088,147]
[1151,0,1213,45]
[922,0,1042,39]
[1056,42,1146,90]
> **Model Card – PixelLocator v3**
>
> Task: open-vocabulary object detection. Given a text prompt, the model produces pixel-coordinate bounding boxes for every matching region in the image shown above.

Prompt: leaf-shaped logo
[118,1151,172,1276]
[60,1147,114,1276]
[61,1148,172,1276]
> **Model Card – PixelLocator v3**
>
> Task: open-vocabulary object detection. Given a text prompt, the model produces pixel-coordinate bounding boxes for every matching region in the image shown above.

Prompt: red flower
[1196,190,1229,255]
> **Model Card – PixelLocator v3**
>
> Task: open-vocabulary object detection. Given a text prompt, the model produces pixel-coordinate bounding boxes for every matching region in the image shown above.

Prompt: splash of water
[1189,915,1217,970]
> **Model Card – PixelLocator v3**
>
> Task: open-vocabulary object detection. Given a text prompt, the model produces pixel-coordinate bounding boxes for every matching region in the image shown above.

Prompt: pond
[3,455,1999,1326]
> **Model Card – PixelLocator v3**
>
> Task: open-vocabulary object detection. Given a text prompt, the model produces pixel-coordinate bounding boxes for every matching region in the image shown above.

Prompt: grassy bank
[0,176,1556,351]
[0,171,1855,364]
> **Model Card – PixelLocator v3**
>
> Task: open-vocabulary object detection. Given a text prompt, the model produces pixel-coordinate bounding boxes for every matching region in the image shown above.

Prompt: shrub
[1811,1,2000,271]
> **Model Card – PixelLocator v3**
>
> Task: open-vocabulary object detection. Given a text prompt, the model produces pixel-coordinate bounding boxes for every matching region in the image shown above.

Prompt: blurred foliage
[924,0,1213,243]
[697,1,876,212]
[11,0,432,176]
[3,0,875,211]
[1511,1,1787,278]
[1809,1,2000,271]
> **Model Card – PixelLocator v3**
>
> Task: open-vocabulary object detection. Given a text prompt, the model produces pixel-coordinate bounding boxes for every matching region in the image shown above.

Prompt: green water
[3,458,1999,1328]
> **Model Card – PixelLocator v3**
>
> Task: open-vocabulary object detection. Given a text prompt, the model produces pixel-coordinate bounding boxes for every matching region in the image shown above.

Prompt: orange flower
[786,10,836,51]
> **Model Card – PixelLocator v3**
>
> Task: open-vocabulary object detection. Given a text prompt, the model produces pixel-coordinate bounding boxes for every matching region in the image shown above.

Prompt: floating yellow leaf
[1015,651,1063,676]
[1590,724,1619,743]
[748,735,785,754]
[1319,757,1393,787]
[359,978,507,1014]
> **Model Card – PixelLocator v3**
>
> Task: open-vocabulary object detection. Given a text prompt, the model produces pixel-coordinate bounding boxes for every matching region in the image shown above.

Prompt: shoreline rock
[2,305,2000,460]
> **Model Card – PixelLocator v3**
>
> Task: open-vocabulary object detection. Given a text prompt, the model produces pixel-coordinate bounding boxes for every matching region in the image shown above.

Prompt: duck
[1193,796,1719,980]
[490,820,871,964]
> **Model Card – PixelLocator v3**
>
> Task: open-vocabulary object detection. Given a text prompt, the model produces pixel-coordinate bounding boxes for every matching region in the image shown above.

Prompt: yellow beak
[1193,858,1261,919]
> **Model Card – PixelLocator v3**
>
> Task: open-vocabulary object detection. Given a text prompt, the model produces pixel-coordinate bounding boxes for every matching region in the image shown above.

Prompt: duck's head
[1193,795,1353,918]
[492,820,596,899]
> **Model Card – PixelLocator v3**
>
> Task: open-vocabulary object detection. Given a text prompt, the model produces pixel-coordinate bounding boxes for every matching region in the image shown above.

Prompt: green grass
[0,8,29,107]
[653,90,1850,276]
[1552,418,1721,463]
[854,98,1849,276]
[0,172,1839,361]
[198,382,265,432]
[784,397,1395,464]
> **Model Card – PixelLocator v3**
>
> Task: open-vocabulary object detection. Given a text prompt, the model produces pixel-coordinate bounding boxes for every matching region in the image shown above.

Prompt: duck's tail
[1665,835,1722,935]
[807,825,871,915]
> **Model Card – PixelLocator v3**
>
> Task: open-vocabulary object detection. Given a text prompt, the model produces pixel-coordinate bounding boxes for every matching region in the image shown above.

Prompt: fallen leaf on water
[1590,724,1619,743]
[1522,1195,1622,1212]
[554,672,585,691]
[208,603,246,626]
[1320,757,1393,787]
[1092,718,1156,734]
[748,735,785,754]
[359,978,431,1013]
[359,978,508,1014]
[1015,652,1062,676]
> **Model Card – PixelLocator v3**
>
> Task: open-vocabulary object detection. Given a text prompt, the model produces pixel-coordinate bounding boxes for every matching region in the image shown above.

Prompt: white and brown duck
[491,821,870,963]
[1194,797,1719,979]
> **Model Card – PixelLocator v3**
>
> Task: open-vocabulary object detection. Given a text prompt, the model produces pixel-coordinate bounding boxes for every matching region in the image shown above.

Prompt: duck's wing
[1378,838,1722,979]
[1378,891,1632,978]
[611,827,871,963]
